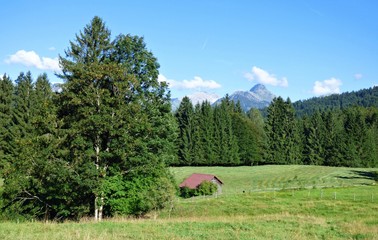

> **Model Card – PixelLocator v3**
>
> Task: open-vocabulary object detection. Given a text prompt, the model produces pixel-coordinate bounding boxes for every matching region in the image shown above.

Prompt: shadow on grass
[336,170,378,182]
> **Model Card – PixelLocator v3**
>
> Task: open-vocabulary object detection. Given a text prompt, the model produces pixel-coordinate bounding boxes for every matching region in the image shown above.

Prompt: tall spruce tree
[2,72,38,219]
[192,103,205,165]
[364,107,378,167]
[247,108,267,165]
[265,97,300,164]
[200,101,216,165]
[231,111,258,165]
[57,16,176,220]
[175,96,194,165]
[0,74,14,168]
[1,73,72,221]
[302,111,325,165]
[322,110,345,166]
[213,96,240,166]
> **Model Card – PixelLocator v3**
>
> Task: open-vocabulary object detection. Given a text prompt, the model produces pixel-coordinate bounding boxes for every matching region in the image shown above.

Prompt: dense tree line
[293,86,378,117]
[174,96,267,166]
[0,17,176,221]
[267,97,378,167]
[175,96,378,168]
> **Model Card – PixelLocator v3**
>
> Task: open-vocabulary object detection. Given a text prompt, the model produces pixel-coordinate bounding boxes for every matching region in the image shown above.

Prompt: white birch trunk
[94,91,103,221]
[95,139,101,221]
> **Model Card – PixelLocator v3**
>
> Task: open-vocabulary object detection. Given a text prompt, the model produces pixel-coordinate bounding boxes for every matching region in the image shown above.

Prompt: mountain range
[172,84,275,112]
[213,84,275,111]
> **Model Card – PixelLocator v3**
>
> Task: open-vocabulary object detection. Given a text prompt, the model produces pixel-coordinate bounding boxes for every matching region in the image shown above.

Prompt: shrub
[179,186,195,198]
[196,181,218,196]
[179,181,218,198]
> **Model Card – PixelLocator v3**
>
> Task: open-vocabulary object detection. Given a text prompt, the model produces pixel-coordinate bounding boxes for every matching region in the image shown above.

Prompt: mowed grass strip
[171,165,378,194]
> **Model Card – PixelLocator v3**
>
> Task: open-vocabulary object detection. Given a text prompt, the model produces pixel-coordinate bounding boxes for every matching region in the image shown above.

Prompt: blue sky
[1,0,377,102]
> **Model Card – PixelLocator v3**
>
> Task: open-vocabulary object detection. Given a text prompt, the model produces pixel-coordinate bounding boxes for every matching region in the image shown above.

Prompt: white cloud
[158,74,221,90]
[312,78,342,96]
[5,50,60,72]
[244,66,288,87]
[48,47,56,51]
[354,73,363,80]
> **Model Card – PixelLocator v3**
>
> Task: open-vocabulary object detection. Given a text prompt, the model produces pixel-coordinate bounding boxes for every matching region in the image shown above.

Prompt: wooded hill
[293,86,378,116]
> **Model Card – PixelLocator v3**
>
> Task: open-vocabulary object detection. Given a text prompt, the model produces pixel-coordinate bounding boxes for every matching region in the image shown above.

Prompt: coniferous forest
[0,17,177,221]
[174,94,378,167]
[1,17,378,221]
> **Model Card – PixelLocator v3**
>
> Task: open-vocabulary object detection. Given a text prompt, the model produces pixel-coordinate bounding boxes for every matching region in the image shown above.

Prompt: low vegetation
[1,166,377,239]
[180,181,218,198]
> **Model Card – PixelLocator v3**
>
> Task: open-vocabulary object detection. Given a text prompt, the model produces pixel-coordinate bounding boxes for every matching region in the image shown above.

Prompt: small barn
[179,173,223,194]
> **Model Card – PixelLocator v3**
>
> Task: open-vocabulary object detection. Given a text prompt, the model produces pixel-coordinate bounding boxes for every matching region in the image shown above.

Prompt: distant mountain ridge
[171,84,378,114]
[171,84,275,112]
[213,84,275,111]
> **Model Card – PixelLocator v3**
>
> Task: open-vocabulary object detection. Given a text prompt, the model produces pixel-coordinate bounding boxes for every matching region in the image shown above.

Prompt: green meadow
[172,165,378,194]
[1,165,377,240]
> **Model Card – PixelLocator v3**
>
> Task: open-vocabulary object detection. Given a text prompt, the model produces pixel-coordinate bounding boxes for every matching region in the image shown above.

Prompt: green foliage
[104,172,176,217]
[56,16,176,219]
[179,181,218,198]
[175,97,195,165]
[175,97,252,166]
[293,86,378,117]
[179,187,194,198]
[265,97,300,164]
[0,16,177,221]
[196,181,218,196]
[213,96,240,166]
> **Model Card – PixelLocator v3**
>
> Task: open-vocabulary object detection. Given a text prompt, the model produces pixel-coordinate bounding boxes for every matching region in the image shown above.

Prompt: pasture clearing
[0,165,377,239]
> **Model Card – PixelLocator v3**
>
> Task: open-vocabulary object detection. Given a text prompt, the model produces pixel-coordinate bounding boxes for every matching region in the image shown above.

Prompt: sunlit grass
[171,165,378,194]
[1,186,376,239]
[1,166,377,239]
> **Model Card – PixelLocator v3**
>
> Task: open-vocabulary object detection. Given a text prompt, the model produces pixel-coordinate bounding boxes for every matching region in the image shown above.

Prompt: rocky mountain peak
[213,84,275,112]
[250,83,267,93]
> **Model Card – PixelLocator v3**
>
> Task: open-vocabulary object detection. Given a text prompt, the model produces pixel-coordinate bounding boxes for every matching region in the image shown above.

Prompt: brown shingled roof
[179,173,223,189]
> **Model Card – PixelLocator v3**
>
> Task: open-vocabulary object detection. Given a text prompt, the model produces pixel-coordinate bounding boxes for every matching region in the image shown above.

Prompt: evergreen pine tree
[191,103,205,165]
[303,111,325,165]
[0,74,14,168]
[57,16,176,219]
[322,110,345,166]
[247,108,267,165]
[200,101,216,165]
[265,97,300,164]
[175,96,194,165]
[213,98,240,166]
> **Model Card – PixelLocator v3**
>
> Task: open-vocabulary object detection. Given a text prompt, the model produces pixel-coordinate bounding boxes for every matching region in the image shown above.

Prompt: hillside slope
[293,86,378,116]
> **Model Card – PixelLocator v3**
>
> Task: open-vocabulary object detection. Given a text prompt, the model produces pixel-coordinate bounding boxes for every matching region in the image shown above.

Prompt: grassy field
[0,165,377,240]
[172,165,378,194]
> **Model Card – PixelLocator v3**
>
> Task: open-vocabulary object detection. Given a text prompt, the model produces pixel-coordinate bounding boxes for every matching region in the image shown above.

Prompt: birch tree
[58,16,176,220]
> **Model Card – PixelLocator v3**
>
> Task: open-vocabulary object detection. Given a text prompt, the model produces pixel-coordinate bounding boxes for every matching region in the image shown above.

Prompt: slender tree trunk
[94,200,98,221]
[95,139,102,221]
[94,91,103,221]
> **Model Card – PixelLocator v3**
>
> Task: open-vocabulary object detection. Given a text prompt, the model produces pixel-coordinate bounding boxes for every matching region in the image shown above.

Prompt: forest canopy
[0,16,177,221]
